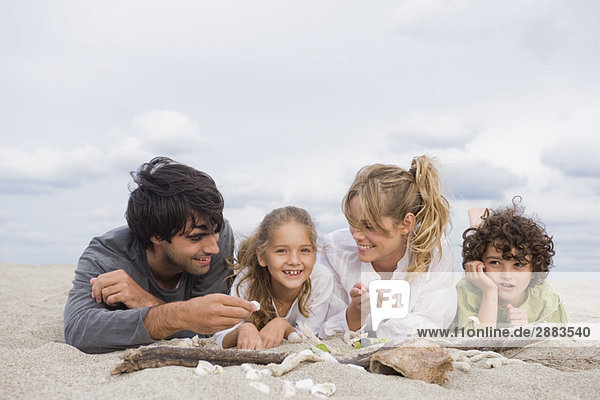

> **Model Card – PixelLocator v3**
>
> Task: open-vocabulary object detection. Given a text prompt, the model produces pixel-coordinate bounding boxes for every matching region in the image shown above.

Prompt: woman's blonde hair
[342,155,450,274]
[233,206,317,329]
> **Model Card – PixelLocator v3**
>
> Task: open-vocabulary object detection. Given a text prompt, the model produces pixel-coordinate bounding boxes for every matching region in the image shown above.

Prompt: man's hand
[237,322,264,350]
[144,294,256,340]
[90,269,163,308]
[506,304,528,327]
[464,261,497,294]
[259,317,293,349]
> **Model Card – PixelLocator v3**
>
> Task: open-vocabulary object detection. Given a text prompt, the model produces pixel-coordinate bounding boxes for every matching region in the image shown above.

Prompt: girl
[319,155,457,339]
[214,206,333,349]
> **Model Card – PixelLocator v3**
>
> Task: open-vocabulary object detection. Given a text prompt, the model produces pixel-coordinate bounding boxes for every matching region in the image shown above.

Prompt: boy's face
[483,245,533,307]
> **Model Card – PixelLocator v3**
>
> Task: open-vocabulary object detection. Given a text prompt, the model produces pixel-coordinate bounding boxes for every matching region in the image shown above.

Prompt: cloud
[0,110,206,194]
[541,139,600,179]
[387,113,478,153]
[442,160,524,200]
[0,146,105,194]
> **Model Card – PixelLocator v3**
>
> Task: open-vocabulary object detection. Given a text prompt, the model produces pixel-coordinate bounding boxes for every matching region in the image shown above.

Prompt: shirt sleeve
[453,277,482,329]
[376,240,458,338]
[317,235,352,337]
[293,264,336,339]
[63,254,154,353]
[531,282,569,325]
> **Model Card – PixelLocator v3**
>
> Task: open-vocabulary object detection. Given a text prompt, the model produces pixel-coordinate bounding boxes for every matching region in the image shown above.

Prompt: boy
[454,204,567,329]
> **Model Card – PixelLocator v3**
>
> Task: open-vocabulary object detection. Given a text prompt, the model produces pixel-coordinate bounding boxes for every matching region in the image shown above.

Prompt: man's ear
[399,213,416,235]
[150,236,162,246]
[256,250,267,267]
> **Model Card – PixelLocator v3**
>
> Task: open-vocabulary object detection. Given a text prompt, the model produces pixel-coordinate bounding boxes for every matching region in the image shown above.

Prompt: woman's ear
[256,250,267,267]
[399,213,416,235]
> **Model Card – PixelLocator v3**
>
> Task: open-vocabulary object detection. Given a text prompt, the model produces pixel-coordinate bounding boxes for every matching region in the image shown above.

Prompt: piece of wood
[111,346,288,375]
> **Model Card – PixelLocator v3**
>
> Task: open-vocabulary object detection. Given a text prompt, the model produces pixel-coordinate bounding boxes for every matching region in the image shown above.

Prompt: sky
[1,0,599,275]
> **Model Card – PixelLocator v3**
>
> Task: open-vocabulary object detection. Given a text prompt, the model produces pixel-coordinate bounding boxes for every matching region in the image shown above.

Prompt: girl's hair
[462,200,555,286]
[233,206,317,329]
[342,155,451,274]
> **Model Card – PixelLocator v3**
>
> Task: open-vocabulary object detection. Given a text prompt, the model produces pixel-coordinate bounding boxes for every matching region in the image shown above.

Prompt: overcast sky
[1,0,599,275]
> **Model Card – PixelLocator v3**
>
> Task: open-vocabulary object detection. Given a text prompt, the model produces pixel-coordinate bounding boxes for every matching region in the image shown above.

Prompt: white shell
[295,378,314,391]
[194,360,221,376]
[248,381,270,394]
[287,331,303,343]
[251,300,261,311]
[282,380,296,398]
[311,382,336,398]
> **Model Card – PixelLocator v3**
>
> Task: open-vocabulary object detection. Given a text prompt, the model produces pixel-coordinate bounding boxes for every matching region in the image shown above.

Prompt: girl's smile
[257,221,316,299]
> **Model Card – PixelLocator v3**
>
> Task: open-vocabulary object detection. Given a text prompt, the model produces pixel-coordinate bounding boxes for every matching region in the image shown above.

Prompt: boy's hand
[259,317,291,349]
[237,322,264,350]
[464,261,497,294]
[506,304,528,327]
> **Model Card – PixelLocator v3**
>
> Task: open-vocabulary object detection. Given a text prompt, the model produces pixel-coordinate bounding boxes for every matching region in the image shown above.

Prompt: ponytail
[408,156,451,273]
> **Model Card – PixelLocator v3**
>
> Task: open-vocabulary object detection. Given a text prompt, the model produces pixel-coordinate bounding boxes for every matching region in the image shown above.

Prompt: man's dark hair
[462,200,555,286]
[126,156,224,248]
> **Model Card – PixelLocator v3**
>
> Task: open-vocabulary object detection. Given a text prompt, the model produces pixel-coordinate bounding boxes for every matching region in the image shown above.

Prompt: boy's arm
[464,260,498,328]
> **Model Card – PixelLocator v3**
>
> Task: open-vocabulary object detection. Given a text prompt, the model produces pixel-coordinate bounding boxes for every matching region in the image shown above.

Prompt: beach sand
[1,262,599,399]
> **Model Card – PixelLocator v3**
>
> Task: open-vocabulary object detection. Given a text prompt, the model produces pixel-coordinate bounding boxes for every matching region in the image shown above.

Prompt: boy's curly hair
[462,200,555,286]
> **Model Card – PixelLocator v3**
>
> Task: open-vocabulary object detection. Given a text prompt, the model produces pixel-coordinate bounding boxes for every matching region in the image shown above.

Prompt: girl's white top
[318,228,457,338]
[213,263,333,348]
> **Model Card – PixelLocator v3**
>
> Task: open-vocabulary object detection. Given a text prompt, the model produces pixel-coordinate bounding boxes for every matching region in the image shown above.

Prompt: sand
[1,262,599,399]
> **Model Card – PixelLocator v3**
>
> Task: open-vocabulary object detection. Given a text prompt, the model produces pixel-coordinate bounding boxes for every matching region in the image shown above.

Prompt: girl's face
[257,221,316,298]
[482,245,533,307]
[348,196,407,272]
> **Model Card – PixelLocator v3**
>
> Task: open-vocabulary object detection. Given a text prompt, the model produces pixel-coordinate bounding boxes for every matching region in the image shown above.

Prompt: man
[64,157,255,353]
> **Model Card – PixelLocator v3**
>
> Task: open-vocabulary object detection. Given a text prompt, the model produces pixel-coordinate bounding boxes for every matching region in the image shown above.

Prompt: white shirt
[318,228,457,338]
[213,262,333,348]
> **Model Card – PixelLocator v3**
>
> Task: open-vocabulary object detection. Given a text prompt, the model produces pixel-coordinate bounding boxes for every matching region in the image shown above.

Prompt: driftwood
[112,347,288,374]
[112,338,453,385]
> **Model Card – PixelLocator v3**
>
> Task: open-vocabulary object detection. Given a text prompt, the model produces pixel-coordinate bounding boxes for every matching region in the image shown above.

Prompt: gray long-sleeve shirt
[63,220,234,353]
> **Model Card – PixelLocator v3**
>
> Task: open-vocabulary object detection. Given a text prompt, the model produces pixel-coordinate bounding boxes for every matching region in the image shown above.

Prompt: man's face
[158,219,220,276]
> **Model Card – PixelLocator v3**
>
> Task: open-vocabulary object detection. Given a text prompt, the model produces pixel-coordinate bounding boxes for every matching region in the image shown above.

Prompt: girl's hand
[237,322,264,350]
[506,304,528,327]
[464,261,497,294]
[259,317,292,349]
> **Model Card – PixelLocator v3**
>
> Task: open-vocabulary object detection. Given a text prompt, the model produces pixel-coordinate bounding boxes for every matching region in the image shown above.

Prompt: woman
[319,155,457,338]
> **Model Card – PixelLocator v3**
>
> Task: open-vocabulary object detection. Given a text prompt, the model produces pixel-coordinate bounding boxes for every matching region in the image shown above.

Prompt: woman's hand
[346,282,370,331]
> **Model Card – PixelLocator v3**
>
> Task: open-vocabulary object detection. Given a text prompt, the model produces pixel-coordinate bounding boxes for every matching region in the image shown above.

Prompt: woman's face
[348,196,407,272]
